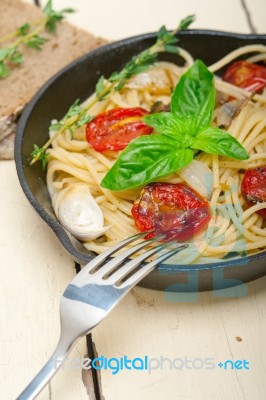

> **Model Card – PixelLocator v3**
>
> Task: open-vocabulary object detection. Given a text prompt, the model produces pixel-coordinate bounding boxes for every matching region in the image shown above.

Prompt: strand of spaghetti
[212,154,220,189]
[211,218,230,241]
[215,79,266,104]
[225,199,243,233]
[239,110,266,144]
[84,149,138,216]
[206,239,266,254]
[220,167,236,185]
[208,44,266,72]
[182,197,221,263]
[51,176,81,190]
[87,147,116,169]
[255,143,266,154]
[87,155,137,210]
[230,178,244,220]
[210,187,221,206]
[101,201,116,212]
[126,89,141,107]
[219,153,266,169]
[244,132,266,153]
[242,202,266,219]
[158,175,182,184]
[207,180,231,247]
[224,177,265,242]
[101,212,136,238]
[83,242,113,253]
[48,148,92,170]
[247,53,266,63]
[228,102,252,140]
[52,131,89,152]
[219,201,266,246]
[177,47,195,66]
[78,154,142,216]
[110,91,137,108]
[185,227,215,262]
[171,239,208,264]
[102,208,135,230]
[95,195,107,204]
[244,213,259,229]
[101,199,134,217]
[47,161,94,186]
[251,225,266,236]
[255,216,263,226]
[208,204,234,247]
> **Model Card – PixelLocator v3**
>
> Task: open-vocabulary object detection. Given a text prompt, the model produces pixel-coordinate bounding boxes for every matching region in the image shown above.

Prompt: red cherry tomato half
[86,107,153,152]
[131,183,211,241]
[241,166,266,219]
[223,61,266,93]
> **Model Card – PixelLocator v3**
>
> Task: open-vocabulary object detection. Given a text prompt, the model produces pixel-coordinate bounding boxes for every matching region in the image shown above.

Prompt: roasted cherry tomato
[223,61,266,93]
[131,183,211,241]
[86,107,153,152]
[241,166,266,219]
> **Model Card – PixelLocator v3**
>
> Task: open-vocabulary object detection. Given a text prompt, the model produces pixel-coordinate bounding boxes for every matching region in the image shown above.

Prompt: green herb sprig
[101,60,249,191]
[30,15,195,166]
[0,0,74,78]
[50,99,94,138]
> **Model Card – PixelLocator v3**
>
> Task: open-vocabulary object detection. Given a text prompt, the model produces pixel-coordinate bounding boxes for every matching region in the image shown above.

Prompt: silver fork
[16,233,187,400]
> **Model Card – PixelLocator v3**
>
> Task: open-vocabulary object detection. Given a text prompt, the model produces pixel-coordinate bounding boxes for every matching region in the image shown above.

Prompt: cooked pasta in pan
[46,44,266,264]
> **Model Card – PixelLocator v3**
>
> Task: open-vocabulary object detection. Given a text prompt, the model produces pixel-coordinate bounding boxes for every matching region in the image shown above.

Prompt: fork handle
[16,339,73,400]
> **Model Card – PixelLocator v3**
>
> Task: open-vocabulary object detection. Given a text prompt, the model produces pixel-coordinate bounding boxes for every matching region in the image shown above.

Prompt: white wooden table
[1,0,265,399]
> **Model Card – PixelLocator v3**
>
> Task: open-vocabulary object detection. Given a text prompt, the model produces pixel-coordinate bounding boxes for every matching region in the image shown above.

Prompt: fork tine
[92,234,165,278]
[74,232,150,277]
[105,242,169,283]
[117,244,188,289]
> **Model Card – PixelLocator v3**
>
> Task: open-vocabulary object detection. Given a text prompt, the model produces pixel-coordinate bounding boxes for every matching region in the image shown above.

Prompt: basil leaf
[171,59,215,131]
[101,135,193,190]
[192,127,249,160]
[143,112,196,146]
[143,112,184,142]
[101,60,249,191]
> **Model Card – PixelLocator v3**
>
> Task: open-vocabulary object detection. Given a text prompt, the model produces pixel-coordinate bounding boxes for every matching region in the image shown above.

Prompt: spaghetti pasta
[46,47,266,264]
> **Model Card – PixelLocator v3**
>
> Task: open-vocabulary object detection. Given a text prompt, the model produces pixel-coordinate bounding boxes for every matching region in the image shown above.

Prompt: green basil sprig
[101,60,249,191]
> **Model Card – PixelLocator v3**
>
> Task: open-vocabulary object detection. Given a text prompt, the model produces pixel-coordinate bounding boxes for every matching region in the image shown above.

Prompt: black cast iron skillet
[15,30,266,292]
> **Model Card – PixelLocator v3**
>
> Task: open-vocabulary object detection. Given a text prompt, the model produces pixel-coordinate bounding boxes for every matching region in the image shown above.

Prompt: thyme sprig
[31,15,195,167]
[50,99,94,138]
[0,0,74,78]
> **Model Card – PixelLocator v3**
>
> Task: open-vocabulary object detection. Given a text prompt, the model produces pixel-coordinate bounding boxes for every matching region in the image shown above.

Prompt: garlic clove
[57,184,110,241]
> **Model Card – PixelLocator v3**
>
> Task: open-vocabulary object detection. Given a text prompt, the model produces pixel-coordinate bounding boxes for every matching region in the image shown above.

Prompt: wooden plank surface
[0,162,89,399]
[244,0,266,33]
[92,281,266,400]
[40,0,253,40]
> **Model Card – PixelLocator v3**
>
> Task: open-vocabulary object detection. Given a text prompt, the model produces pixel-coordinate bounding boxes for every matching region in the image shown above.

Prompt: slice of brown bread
[0,0,107,159]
